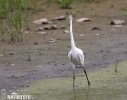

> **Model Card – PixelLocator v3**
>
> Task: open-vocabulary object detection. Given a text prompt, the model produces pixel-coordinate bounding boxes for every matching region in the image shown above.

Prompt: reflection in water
[71,87,90,100]
[85,87,90,100]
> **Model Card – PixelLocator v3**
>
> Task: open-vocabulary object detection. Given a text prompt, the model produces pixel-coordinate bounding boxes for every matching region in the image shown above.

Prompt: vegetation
[0,0,29,42]
[0,0,96,42]
[58,0,73,9]
[58,0,94,9]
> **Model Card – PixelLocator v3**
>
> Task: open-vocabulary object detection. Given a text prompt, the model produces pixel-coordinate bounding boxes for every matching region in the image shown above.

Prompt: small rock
[7,75,18,79]
[77,18,92,22]
[110,19,125,25]
[36,65,43,68]
[42,25,58,30]
[48,39,56,43]
[33,18,49,25]
[43,26,51,30]
[9,52,14,55]
[52,16,66,20]
[34,42,38,45]
[37,31,48,35]
[80,34,84,37]
[50,24,57,30]
[91,26,101,30]
[96,33,100,36]
[63,30,69,34]
[36,27,43,31]
[59,25,66,29]
[11,63,15,66]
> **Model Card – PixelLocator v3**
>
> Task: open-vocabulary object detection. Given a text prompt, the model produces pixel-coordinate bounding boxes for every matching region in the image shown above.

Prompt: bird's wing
[78,53,84,66]
[68,50,72,61]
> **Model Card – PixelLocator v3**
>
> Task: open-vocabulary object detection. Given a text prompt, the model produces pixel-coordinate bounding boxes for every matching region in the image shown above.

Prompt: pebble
[33,18,49,25]
[48,39,56,43]
[110,19,125,25]
[77,18,92,22]
[52,15,66,20]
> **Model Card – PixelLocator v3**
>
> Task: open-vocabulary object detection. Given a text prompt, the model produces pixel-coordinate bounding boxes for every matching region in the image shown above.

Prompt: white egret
[66,12,90,88]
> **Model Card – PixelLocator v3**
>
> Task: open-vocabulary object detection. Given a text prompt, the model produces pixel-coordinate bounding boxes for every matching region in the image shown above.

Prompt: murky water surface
[24,61,127,100]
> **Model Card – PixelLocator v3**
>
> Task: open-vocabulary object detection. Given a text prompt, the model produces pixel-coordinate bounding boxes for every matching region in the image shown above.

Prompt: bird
[66,12,90,88]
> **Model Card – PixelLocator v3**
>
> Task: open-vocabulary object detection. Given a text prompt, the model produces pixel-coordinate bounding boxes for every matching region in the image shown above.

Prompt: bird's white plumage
[68,47,84,66]
[67,14,85,67]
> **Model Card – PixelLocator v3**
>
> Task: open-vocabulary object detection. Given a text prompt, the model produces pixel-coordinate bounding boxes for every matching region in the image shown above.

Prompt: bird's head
[66,12,73,20]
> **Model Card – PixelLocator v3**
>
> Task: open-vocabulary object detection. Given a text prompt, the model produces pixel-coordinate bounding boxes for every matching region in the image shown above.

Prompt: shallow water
[22,61,127,100]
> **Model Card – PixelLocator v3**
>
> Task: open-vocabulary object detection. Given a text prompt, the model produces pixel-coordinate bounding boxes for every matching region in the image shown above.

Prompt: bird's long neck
[70,18,76,49]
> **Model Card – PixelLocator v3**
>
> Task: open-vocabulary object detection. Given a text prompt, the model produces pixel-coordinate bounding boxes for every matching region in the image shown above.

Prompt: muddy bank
[0,0,127,93]
[0,15,127,92]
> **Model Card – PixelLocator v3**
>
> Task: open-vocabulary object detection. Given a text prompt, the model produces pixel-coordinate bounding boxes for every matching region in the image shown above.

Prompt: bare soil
[0,0,127,92]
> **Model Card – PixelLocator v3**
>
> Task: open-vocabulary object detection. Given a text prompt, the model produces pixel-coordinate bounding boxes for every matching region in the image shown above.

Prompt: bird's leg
[73,69,75,88]
[83,67,90,86]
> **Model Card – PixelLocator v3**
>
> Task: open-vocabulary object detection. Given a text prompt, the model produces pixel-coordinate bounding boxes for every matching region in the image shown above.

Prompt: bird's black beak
[66,11,71,16]
[66,12,69,15]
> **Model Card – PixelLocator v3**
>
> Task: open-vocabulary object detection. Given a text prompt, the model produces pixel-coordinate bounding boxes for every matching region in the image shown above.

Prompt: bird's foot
[88,82,91,86]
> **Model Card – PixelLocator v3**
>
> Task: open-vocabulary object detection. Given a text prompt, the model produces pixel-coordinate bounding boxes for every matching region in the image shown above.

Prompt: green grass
[58,0,95,9]
[0,0,30,42]
[58,0,73,9]
[0,0,99,42]
[21,61,127,100]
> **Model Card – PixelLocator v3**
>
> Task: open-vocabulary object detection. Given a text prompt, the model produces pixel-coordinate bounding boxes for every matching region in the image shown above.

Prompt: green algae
[24,61,127,100]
